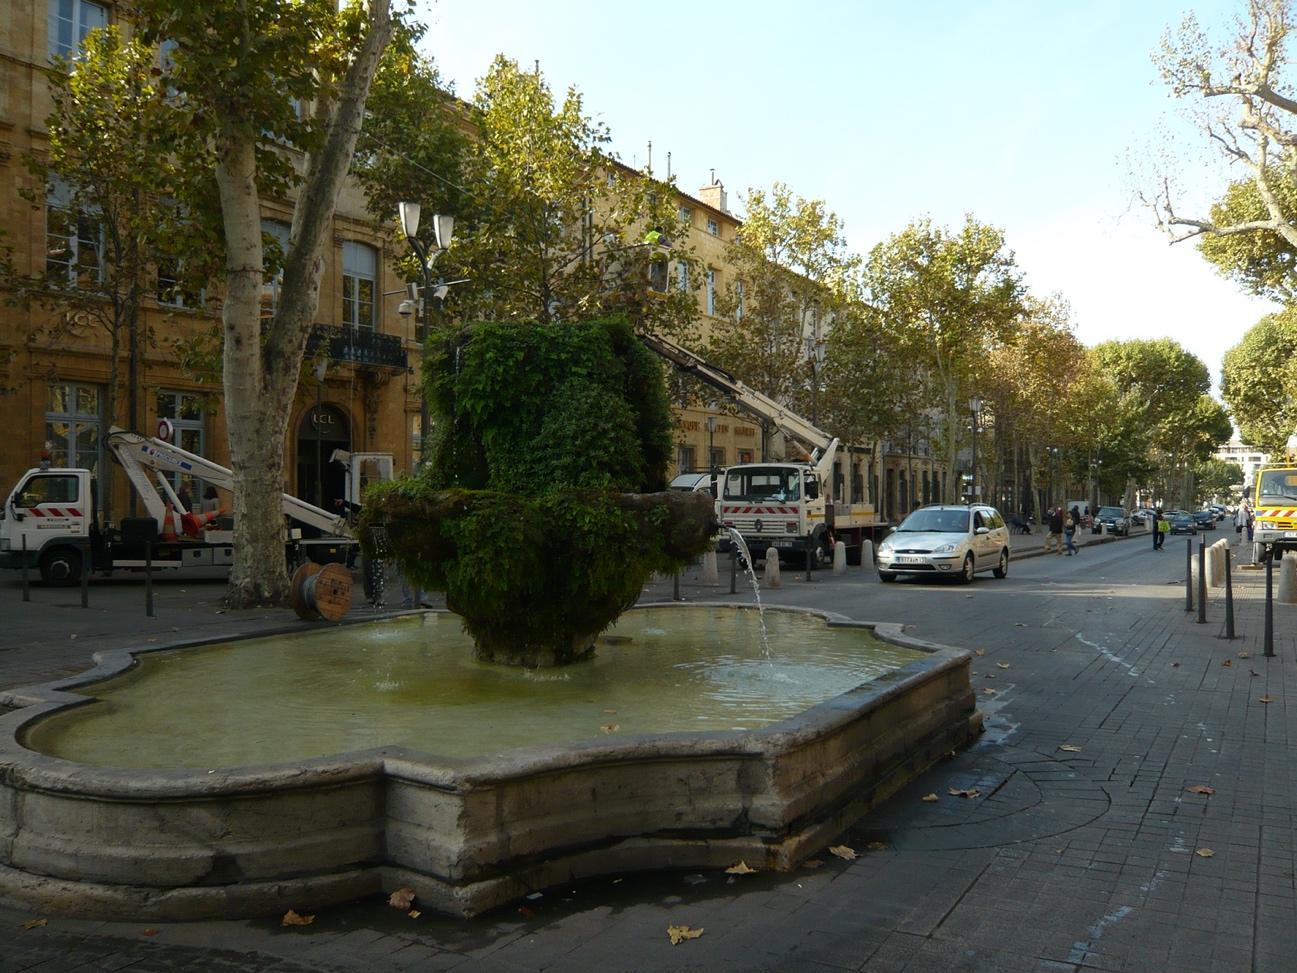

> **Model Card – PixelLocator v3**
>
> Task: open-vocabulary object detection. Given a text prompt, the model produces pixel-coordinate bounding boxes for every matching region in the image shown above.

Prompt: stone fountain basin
[0,605,980,920]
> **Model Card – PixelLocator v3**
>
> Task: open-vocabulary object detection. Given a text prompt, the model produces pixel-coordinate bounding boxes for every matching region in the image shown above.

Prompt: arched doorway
[296,404,351,518]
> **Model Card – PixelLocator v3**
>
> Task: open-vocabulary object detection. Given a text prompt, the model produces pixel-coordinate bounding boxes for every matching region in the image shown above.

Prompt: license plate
[894,556,925,564]
[1286,531,1297,538]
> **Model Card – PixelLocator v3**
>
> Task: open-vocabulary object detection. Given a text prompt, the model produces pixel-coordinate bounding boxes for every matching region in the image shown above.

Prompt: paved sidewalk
[1,528,1294,972]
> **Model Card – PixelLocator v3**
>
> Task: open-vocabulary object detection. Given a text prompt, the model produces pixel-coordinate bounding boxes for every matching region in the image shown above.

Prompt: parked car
[669,471,721,499]
[1094,505,1132,536]
[1192,509,1216,530]
[876,504,1010,584]
[1168,511,1197,535]
[1129,511,1146,527]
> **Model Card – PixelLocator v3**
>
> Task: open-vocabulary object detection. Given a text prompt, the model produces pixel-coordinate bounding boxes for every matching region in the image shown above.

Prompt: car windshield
[896,508,970,533]
[1171,513,1191,522]
[1258,470,1297,503]
[1098,507,1123,518]
[723,467,800,502]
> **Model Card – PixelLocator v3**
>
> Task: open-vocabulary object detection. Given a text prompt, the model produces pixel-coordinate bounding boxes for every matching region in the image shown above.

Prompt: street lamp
[312,359,328,507]
[806,335,826,426]
[706,415,717,472]
[968,397,982,501]
[398,202,454,469]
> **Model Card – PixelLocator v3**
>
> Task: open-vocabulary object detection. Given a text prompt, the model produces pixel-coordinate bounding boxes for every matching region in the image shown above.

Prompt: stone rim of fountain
[0,604,981,921]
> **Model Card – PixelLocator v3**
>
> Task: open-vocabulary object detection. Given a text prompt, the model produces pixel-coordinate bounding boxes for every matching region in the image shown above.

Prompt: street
[2,528,1295,972]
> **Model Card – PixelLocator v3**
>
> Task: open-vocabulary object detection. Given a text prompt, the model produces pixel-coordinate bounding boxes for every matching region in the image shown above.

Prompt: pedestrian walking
[1152,507,1165,550]
[1064,507,1079,555]
[1045,507,1064,555]
[1243,501,1254,543]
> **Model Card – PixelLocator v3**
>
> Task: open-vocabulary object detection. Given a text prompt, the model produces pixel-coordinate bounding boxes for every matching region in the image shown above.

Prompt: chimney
[698,174,728,214]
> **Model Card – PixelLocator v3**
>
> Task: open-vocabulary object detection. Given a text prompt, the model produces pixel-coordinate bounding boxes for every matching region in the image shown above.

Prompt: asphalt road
[4,527,1294,973]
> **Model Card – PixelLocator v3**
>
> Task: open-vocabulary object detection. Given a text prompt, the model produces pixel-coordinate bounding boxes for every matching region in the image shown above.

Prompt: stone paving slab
[1,530,1295,971]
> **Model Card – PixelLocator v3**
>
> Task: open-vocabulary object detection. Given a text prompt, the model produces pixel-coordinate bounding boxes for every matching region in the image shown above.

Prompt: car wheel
[959,553,975,584]
[992,549,1008,579]
[878,570,897,583]
[39,546,83,586]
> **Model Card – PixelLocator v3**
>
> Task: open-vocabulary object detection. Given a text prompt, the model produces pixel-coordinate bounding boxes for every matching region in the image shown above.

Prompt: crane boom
[105,428,350,536]
[639,331,840,472]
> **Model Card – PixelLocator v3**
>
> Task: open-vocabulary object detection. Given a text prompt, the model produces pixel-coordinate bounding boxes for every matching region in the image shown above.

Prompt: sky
[418,0,1277,396]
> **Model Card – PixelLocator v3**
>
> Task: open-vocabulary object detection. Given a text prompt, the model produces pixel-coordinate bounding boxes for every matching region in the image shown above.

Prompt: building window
[648,259,668,293]
[709,446,725,471]
[706,269,716,316]
[46,178,102,288]
[678,205,692,223]
[735,279,744,321]
[676,262,688,293]
[706,218,719,236]
[45,382,102,474]
[677,445,697,473]
[260,219,291,319]
[156,390,206,498]
[48,0,107,60]
[738,449,754,464]
[342,241,377,331]
[156,254,203,308]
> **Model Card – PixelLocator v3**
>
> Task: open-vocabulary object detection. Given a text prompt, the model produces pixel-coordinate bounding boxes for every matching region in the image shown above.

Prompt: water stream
[725,527,771,658]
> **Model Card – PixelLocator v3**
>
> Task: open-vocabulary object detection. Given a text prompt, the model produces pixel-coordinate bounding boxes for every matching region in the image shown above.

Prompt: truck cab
[719,462,831,564]
[0,467,98,582]
[1254,464,1297,561]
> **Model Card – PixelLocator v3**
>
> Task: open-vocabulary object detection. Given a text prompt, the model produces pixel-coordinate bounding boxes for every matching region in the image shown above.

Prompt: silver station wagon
[877,504,1011,583]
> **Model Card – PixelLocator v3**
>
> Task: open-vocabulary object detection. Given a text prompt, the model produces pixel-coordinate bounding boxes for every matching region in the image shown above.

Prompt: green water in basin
[24,607,924,770]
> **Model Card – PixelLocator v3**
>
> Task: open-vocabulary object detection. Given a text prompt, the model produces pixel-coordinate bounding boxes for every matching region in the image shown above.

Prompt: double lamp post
[398,202,454,469]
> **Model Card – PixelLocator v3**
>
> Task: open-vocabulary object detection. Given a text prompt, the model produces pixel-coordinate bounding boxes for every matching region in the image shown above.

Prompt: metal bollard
[20,534,29,603]
[672,570,681,602]
[1197,539,1206,624]
[1185,538,1193,612]
[804,537,812,583]
[1222,545,1234,640]
[80,540,90,609]
[1264,553,1275,658]
[145,544,154,618]
[729,546,737,595]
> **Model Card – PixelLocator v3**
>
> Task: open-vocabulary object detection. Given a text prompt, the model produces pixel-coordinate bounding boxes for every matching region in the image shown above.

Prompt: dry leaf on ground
[1195,848,1215,858]
[997,662,1011,669]
[803,859,825,869]
[974,649,986,656]
[1059,744,1082,753]
[407,909,421,919]
[1238,652,1250,659]
[667,925,704,945]
[1222,660,1233,668]
[599,723,620,733]
[921,793,940,803]
[1258,695,1277,704]
[21,918,47,930]
[984,673,996,679]
[948,787,981,799]
[387,887,416,910]
[1185,785,1216,796]
[828,845,858,861]
[725,861,757,875]
[866,841,889,851]
[982,688,997,695]
[281,909,314,926]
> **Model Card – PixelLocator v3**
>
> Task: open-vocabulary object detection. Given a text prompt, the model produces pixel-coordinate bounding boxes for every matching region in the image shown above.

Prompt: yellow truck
[1254,447,1297,562]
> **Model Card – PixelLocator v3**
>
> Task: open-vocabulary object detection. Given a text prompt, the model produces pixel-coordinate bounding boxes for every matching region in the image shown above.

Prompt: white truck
[0,428,390,585]
[641,332,882,567]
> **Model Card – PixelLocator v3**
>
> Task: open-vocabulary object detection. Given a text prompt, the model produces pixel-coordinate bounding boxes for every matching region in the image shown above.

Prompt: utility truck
[1253,436,1297,563]
[641,332,882,567]
[0,428,389,584]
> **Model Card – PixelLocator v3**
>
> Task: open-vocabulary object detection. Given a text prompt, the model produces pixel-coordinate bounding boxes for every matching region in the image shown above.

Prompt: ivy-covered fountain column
[362,318,716,667]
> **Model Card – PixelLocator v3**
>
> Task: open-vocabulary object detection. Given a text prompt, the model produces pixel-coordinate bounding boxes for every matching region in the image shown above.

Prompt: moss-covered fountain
[0,320,981,920]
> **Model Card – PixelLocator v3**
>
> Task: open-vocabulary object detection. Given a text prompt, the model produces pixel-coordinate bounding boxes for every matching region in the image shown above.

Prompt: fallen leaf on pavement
[21,918,47,930]
[1171,662,1180,668]
[667,925,704,945]
[1185,785,1216,796]
[69,634,77,640]
[984,673,996,679]
[803,859,825,869]
[1015,622,1027,627]
[1195,848,1215,858]
[141,928,158,937]
[948,787,981,799]
[407,910,421,919]
[1058,745,1082,753]
[725,861,757,875]
[1258,695,1276,704]
[599,723,620,733]
[974,649,986,656]
[997,662,1011,669]
[1222,660,1233,668]
[1238,652,1250,659]
[866,841,888,851]
[921,793,940,803]
[387,887,416,910]
[281,909,314,926]
[982,688,997,695]
[828,845,858,861]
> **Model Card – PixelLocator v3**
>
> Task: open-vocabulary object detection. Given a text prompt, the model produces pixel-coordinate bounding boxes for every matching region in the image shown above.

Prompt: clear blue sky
[420,0,1273,394]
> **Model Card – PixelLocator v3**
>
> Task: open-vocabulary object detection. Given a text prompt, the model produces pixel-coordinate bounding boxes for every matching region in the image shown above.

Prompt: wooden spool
[291,561,353,622]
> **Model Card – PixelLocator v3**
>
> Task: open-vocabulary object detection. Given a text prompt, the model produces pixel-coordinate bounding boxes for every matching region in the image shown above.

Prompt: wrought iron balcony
[307,325,408,372]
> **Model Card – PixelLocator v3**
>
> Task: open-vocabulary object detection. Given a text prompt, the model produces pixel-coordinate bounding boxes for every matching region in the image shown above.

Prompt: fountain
[0,319,982,919]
